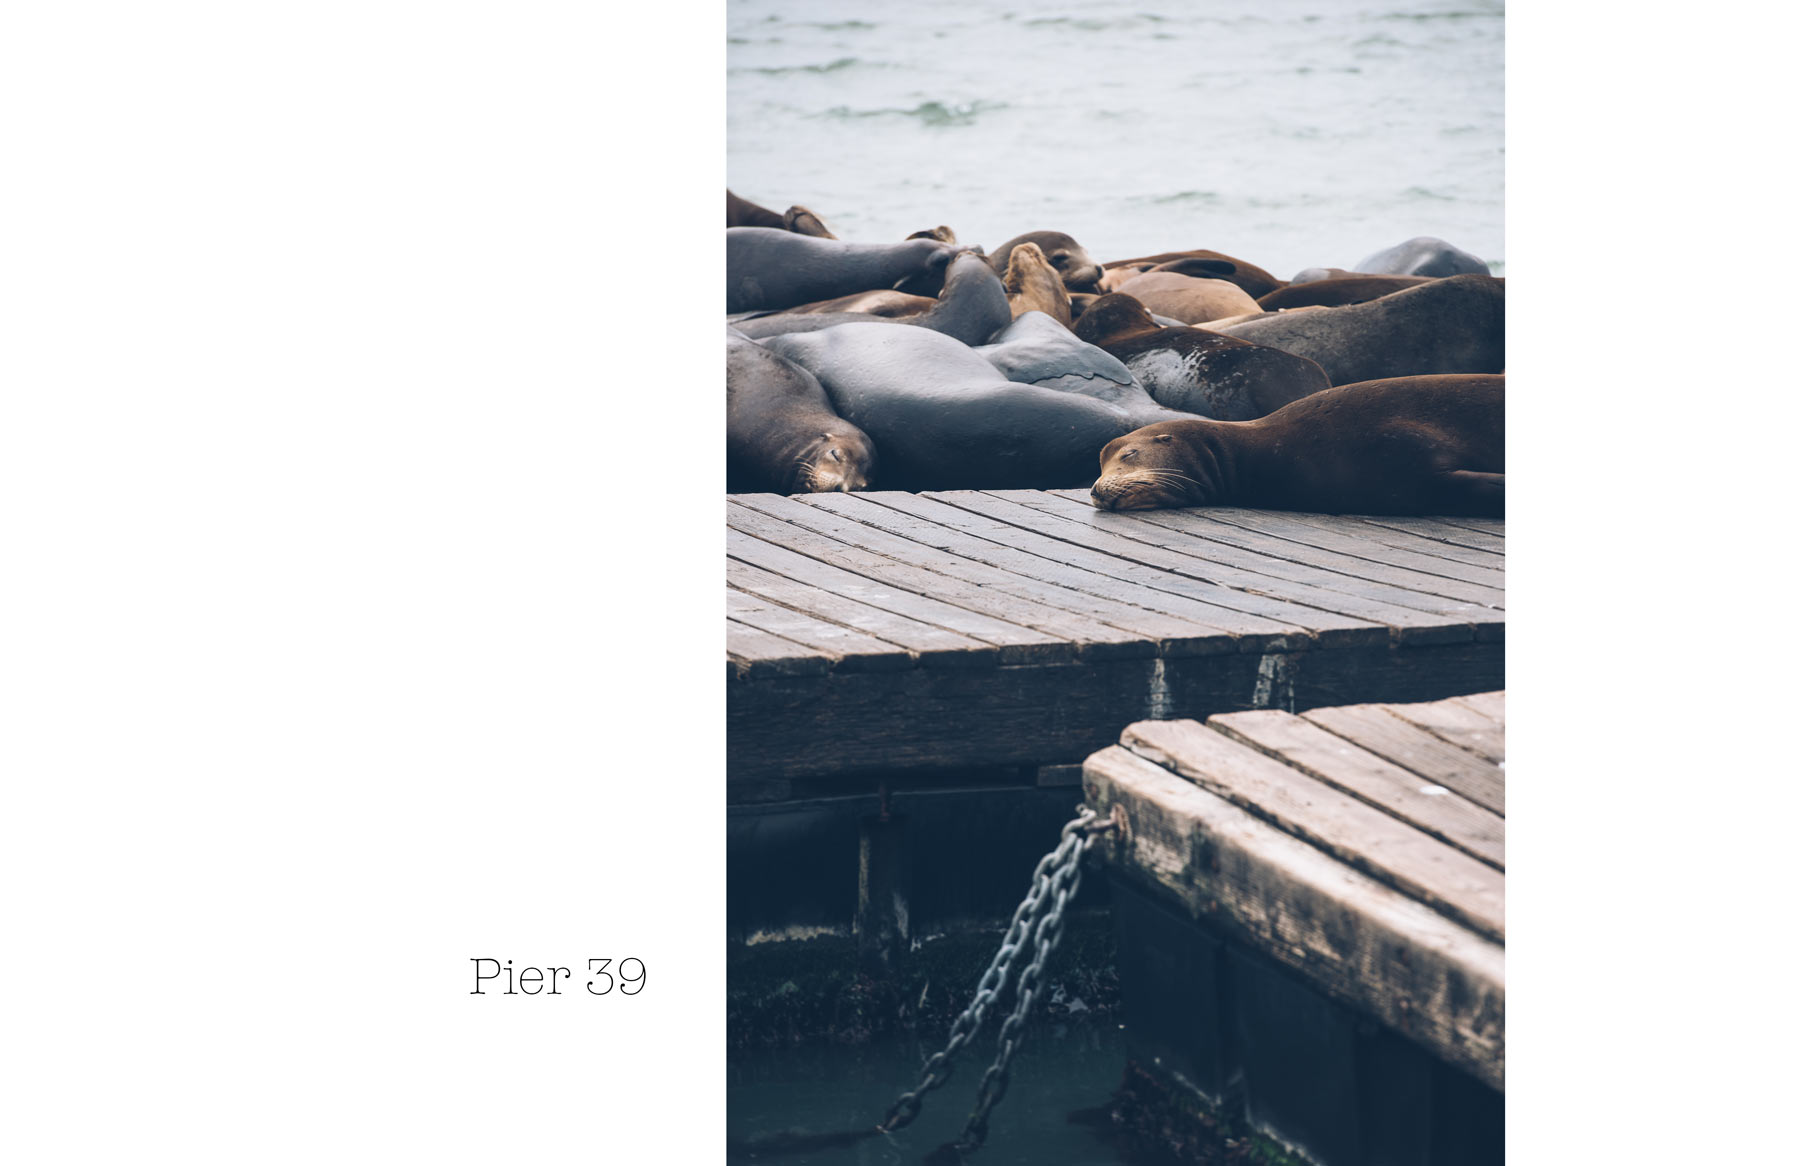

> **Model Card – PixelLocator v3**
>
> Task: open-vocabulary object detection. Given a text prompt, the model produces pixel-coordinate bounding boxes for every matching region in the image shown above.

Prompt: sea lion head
[796,428,877,493]
[1072,293,1162,347]
[1002,242,1073,325]
[782,205,836,239]
[990,231,1105,294]
[1091,423,1210,511]
[906,225,958,244]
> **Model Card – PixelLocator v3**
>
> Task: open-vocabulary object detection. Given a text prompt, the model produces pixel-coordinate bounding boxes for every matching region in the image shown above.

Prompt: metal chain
[876,804,1117,1149]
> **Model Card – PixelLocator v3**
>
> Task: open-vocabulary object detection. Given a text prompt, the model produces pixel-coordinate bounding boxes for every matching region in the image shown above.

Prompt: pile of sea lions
[725,189,1504,515]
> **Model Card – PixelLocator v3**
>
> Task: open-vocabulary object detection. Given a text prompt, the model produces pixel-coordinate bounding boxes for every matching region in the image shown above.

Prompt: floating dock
[1085,692,1505,1166]
[727,489,1503,946]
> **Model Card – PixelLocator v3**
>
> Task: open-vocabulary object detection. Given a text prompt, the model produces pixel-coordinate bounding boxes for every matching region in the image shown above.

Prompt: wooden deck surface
[1084,691,1506,1090]
[728,490,1504,782]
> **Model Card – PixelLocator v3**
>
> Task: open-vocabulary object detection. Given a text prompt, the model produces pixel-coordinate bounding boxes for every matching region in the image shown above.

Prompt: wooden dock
[728,489,1503,785]
[1084,692,1505,1166]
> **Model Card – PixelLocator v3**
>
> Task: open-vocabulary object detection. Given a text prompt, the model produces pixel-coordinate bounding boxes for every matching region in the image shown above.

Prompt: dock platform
[729,489,1504,786]
[1083,692,1506,1166]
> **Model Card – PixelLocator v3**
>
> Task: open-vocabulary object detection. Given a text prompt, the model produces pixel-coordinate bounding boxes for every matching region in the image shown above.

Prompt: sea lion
[1213,274,1504,386]
[762,322,1193,491]
[985,231,1105,294]
[1100,249,1285,299]
[1074,293,1331,420]
[1091,374,1503,515]
[1002,242,1073,327]
[1257,275,1433,311]
[728,251,1012,345]
[764,290,937,318]
[974,311,1152,401]
[1352,236,1491,278]
[1110,271,1263,325]
[725,190,837,239]
[727,328,876,493]
[726,228,962,314]
[907,226,958,244]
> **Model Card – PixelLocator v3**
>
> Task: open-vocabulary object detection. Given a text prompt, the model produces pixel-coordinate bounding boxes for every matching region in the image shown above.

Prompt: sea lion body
[974,311,1184,408]
[762,322,1189,491]
[725,190,836,238]
[726,328,876,493]
[1257,275,1433,311]
[1215,274,1504,386]
[985,231,1105,294]
[728,252,1011,345]
[1352,236,1491,278]
[1074,293,1331,420]
[1100,249,1285,299]
[1111,271,1262,325]
[726,228,960,314]
[1092,374,1504,515]
[773,290,937,317]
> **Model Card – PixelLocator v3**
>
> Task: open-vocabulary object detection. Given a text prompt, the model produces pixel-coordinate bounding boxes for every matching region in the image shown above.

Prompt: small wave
[797,20,876,30]
[815,99,1009,127]
[736,57,865,77]
[1402,186,1457,201]
[1143,190,1222,206]
[1380,9,1499,21]
[1293,65,1364,74]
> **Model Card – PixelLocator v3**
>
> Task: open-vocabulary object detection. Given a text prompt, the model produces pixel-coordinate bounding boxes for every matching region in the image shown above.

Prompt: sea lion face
[797,430,877,493]
[1003,242,1073,324]
[1091,428,1203,511]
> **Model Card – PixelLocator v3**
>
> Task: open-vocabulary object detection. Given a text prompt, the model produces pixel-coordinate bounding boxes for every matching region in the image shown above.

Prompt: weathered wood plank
[1015,485,1504,618]
[1083,745,1505,1090]
[728,496,1137,661]
[729,638,1505,780]
[1122,720,1505,942]
[725,619,833,680]
[724,587,915,672]
[1264,510,1507,573]
[1303,704,1506,815]
[1169,505,1507,597]
[1453,690,1506,723]
[1380,693,1507,766]
[727,515,1067,664]
[1353,516,1505,555]
[807,492,1338,652]
[957,485,1490,640]
[1206,709,1504,870]
[727,554,1001,668]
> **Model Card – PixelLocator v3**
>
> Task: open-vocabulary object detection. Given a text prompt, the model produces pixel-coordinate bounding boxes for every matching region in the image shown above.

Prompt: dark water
[728,0,1503,279]
[728,1021,1140,1165]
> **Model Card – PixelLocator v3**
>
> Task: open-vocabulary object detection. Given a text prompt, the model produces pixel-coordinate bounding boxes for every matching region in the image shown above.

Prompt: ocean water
[727,0,1503,280]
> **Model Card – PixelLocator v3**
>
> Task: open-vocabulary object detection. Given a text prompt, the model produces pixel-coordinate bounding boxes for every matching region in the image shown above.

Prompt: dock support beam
[856,790,910,977]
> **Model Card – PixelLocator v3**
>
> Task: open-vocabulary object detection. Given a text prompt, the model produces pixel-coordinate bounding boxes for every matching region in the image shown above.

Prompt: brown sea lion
[1099,249,1285,299]
[907,226,958,244]
[1091,374,1503,515]
[1002,242,1073,327]
[985,231,1104,294]
[725,189,837,239]
[1257,275,1434,311]
[1073,293,1330,420]
[727,327,876,493]
[1213,274,1505,387]
[1111,271,1262,325]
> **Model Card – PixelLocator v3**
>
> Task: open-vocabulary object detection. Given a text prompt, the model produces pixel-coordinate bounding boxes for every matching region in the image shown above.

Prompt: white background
[4,2,1794,1162]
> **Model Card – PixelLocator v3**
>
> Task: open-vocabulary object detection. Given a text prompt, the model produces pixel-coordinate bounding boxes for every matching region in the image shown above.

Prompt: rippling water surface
[728,0,1502,278]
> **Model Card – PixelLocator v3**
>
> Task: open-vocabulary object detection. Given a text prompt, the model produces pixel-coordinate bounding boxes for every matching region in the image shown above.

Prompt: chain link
[876,804,1116,1152]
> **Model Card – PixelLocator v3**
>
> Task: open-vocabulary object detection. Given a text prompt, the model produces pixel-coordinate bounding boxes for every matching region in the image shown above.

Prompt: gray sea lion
[726,228,961,314]
[1111,271,1263,325]
[774,290,938,318]
[761,322,1192,491]
[985,231,1105,294]
[1213,274,1505,386]
[725,190,836,239]
[727,252,1012,345]
[1352,236,1492,278]
[1092,374,1504,516]
[727,328,876,494]
[1074,293,1331,420]
[972,311,1163,402]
